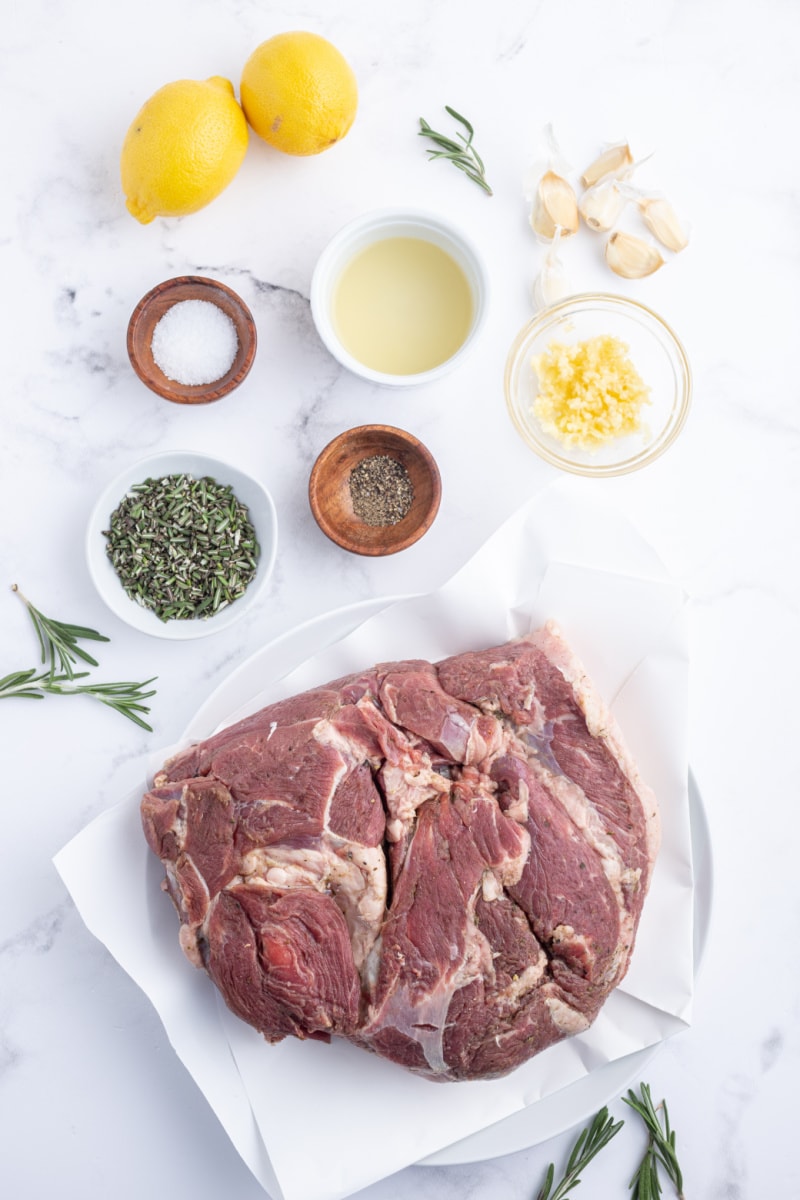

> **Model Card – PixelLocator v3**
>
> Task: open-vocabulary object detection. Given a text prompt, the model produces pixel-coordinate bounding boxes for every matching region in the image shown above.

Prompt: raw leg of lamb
[141,622,659,1081]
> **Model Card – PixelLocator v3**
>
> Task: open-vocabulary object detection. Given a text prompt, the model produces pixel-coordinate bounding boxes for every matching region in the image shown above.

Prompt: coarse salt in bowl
[150,298,239,386]
[505,293,692,477]
[127,276,257,404]
[86,451,277,640]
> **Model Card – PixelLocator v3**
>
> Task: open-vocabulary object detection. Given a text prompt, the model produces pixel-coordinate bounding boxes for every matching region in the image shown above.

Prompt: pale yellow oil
[332,236,474,375]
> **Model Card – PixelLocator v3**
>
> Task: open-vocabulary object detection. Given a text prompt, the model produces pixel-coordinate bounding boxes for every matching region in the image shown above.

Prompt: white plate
[423,767,711,1164]
[85,450,278,640]
[183,594,407,733]
[179,594,712,1168]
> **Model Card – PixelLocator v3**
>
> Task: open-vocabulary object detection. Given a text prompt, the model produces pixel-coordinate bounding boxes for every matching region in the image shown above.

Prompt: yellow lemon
[240,32,358,156]
[121,77,249,224]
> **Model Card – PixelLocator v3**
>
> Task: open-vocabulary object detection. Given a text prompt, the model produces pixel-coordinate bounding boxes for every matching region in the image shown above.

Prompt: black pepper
[349,455,414,526]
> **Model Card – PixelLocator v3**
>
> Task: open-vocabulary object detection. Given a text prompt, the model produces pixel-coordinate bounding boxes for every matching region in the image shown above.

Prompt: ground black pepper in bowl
[349,455,414,526]
[308,424,441,556]
[103,473,259,621]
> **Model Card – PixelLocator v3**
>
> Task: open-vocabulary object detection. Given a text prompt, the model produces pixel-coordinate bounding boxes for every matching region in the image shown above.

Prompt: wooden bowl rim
[127,275,257,405]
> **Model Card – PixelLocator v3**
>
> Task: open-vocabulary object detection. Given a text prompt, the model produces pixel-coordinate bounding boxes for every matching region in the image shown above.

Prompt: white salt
[151,299,239,386]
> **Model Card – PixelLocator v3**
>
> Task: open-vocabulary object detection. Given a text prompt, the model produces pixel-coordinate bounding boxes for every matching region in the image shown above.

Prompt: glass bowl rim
[504,291,692,478]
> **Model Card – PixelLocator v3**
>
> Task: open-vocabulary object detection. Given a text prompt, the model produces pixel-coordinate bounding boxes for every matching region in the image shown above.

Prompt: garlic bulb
[605,231,664,278]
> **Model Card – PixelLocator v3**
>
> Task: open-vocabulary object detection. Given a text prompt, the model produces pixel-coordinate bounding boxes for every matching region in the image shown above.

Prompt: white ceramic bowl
[310,207,489,387]
[86,451,278,639]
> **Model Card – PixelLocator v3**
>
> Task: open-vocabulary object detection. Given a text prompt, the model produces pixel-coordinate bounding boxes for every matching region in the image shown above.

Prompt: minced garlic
[532,334,651,450]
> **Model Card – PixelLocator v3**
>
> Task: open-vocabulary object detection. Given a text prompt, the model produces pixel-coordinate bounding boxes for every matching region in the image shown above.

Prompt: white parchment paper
[54,481,693,1200]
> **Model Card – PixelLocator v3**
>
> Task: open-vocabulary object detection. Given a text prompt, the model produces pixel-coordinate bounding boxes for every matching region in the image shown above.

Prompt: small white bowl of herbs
[86,451,277,639]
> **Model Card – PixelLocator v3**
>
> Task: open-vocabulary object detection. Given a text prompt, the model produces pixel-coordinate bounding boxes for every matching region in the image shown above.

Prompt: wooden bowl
[308,425,441,556]
[127,276,257,404]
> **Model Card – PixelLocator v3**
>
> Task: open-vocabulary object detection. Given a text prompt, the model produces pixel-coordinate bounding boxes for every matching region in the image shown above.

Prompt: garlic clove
[532,227,572,310]
[530,170,579,240]
[605,231,664,278]
[533,261,572,310]
[581,142,634,189]
[638,196,689,252]
[579,179,627,232]
[524,123,573,201]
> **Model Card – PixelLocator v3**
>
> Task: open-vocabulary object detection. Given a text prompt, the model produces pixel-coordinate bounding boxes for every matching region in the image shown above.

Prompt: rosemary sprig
[0,667,157,731]
[12,583,109,679]
[624,1084,685,1200]
[536,1105,625,1200]
[418,105,493,195]
[4,586,157,730]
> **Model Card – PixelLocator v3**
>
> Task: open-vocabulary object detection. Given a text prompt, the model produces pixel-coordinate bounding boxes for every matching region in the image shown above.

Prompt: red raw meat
[141,622,659,1081]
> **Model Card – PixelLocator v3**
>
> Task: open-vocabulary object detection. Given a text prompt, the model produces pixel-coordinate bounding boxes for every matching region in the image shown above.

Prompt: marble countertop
[2,1,798,1196]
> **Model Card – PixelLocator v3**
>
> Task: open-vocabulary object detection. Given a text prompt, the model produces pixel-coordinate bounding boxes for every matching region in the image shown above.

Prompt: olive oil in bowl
[310,209,489,386]
[332,236,474,376]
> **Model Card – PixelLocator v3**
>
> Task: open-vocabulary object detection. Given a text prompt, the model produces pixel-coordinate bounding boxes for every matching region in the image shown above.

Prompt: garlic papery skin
[523,122,573,199]
[638,196,689,252]
[530,170,579,240]
[581,141,633,189]
[605,231,664,278]
[532,227,572,310]
[579,179,627,232]
[533,259,572,310]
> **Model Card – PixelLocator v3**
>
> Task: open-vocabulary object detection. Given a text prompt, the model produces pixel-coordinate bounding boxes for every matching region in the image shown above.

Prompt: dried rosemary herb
[103,473,259,622]
[349,456,414,527]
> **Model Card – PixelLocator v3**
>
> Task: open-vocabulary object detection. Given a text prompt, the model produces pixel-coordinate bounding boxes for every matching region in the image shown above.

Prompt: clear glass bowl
[504,293,691,477]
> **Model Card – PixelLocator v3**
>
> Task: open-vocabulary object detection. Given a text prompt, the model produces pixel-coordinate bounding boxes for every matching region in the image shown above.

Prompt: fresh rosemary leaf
[538,1165,556,1199]
[12,584,109,679]
[0,668,44,699]
[418,121,463,153]
[629,1140,663,1200]
[0,669,157,731]
[442,156,488,190]
[418,105,493,195]
[4,587,157,730]
[46,676,158,731]
[536,1105,624,1200]
[624,1084,685,1200]
[445,104,474,138]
